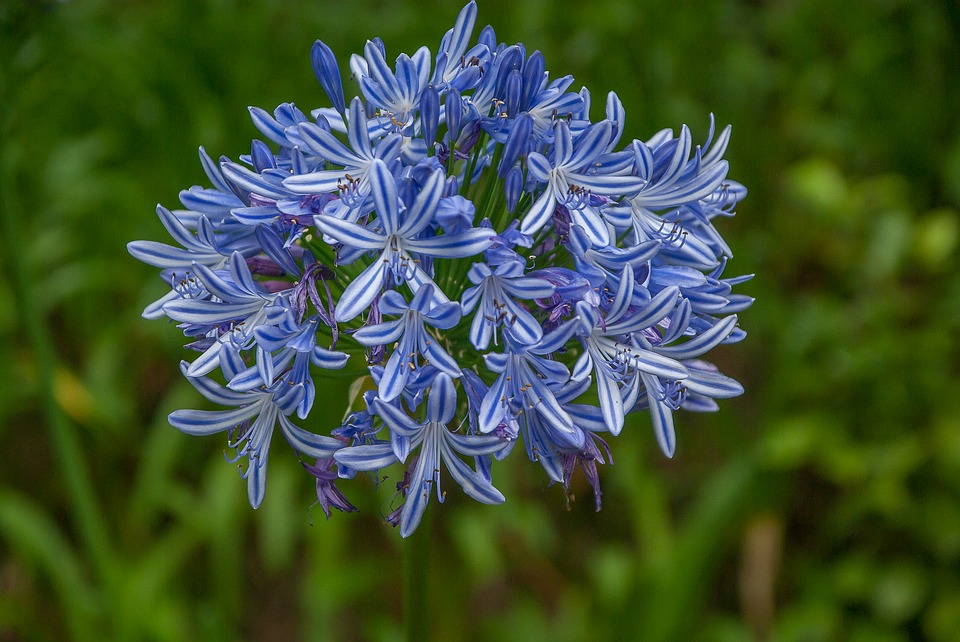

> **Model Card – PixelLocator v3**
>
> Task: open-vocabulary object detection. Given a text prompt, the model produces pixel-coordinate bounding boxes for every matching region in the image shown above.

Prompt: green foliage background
[1,0,959,639]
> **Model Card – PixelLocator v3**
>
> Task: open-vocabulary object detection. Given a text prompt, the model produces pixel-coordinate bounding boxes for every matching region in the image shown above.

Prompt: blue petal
[526,376,574,436]
[294,126,349,167]
[427,373,457,424]
[248,107,290,147]
[168,405,258,436]
[179,362,249,405]
[376,349,409,403]
[163,299,263,325]
[255,225,301,276]
[478,370,509,434]
[595,366,625,435]
[190,262,248,302]
[398,167,445,238]
[625,348,689,380]
[568,120,612,169]
[228,361,269,392]
[605,286,680,335]
[605,92,625,149]
[502,301,543,346]
[399,455,434,538]
[314,215,385,250]
[227,251,262,295]
[553,121,574,165]
[220,162,289,200]
[439,438,504,504]
[501,276,555,299]
[347,97,373,158]
[567,171,643,196]
[353,318,404,346]
[395,54,419,103]
[334,260,388,322]
[422,338,461,377]
[404,227,493,259]
[441,1,478,68]
[372,397,420,437]
[368,158,400,235]
[656,315,738,360]
[571,351,593,382]
[420,84,440,145]
[126,241,221,269]
[519,189,556,237]
[199,146,233,194]
[334,443,399,471]
[363,42,402,105]
[469,308,493,350]
[312,347,349,370]
[156,205,206,250]
[525,152,552,183]
[180,186,242,215]
[279,414,342,458]
[683,367,744,398]
[534,318,580,354]
[498,113,533,178]
[643,373,676,457]
[424,300,462,330]
[446,431,508,457]
[606,266,635,325]
[230,206,280,225]
[183,341,223,378]
[247,457,268,509]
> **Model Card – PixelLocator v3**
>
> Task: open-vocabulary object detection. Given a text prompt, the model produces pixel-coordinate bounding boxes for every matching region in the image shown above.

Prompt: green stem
[403,506,432,642]
[0,148,116,587]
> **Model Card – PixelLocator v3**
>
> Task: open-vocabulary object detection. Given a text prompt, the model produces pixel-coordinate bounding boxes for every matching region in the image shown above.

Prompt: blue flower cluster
[128,2,752,537]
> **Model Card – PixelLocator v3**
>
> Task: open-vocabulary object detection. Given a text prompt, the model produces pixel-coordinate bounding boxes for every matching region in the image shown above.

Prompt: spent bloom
[129,1,752,536]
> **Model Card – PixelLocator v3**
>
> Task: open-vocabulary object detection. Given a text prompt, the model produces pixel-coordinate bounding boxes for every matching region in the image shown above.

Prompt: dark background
[2,0,959,640]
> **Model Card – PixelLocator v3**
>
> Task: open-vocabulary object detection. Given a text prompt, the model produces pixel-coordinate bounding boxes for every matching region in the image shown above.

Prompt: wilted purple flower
[303,458,358,519]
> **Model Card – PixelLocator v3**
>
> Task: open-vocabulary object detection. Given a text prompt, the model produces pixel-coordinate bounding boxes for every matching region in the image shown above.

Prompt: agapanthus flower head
[129,1,752,536]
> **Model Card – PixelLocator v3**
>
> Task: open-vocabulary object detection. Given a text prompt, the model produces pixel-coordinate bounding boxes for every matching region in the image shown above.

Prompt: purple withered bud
[551,203,571,239]
[363,294,386,365]
[260,280,294,294]
[559,432,612,512]
[303,458,358,519]
[456,116,482,154]
[245,256,285,277]
[311,40,345,113]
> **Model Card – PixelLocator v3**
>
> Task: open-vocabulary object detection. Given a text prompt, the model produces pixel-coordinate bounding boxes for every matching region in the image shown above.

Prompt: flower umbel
[129,1,752,536]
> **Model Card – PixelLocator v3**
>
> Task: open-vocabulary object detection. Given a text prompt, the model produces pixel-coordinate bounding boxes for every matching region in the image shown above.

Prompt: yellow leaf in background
[53,366,94,425]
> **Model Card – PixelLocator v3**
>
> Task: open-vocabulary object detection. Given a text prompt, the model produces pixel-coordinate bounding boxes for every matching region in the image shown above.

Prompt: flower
[303,458,358,520]
[129,1,751,535]
[335,372,506,537]
[168,355,341,508]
